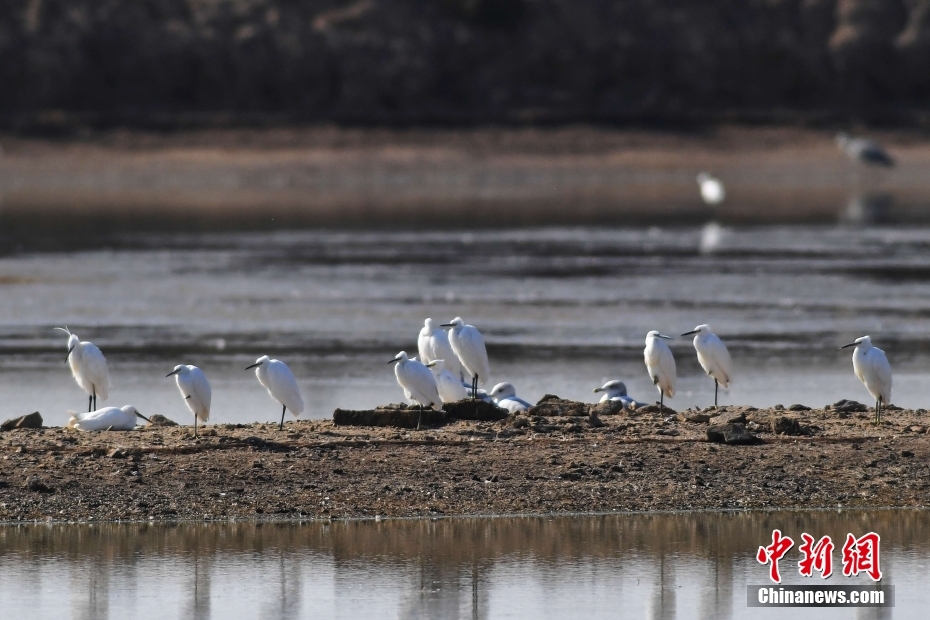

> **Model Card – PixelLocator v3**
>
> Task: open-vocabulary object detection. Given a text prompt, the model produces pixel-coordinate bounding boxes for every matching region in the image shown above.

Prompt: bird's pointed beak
[440,323,454,327]
[681,330,699,336]
[658,334,673,340]
[66,345,74,361]
[135,412,152,423]
[840,342,858,349]
[425,361,436,367]
[166,369,180,377]
[593,387,601,393]
[387,358,401,364]
[245,362,261,370]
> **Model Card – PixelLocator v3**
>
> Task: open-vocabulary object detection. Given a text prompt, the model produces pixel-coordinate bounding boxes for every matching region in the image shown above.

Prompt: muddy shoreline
[1,401,927,523]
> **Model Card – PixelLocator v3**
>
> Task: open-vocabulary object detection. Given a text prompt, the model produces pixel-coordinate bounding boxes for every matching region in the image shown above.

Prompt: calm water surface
[0,510,925,619]
[2,226,930,425]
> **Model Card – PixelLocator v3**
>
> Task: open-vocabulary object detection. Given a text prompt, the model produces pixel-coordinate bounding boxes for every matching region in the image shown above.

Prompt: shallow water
[0,510,925,619]
[2,225,930,426]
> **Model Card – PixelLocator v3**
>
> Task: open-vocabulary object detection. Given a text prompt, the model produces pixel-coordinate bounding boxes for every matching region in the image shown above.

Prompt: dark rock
[771,415,808,436]
[442,400,508,421]
[589,400,627,416]
[902,450,915,457]
[148,414,179,427]
[25,476,53,493]
[528,398,589,417]
[1,412,43,431]
[636,404,678,415]
[789,404,812,411]
[333,407,446,428]
[587,413,605,428]
[711,410,747,425]
[107,447,128,459]
[832,399,869,414]
[678,411,712,423]
[706,423,759,445]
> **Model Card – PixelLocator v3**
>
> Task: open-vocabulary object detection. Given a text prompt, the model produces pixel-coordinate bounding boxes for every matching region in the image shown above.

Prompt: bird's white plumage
[697,172,725,205]
[446,317,491,386]
[418,318,463,381]
[488,382,531,413]
[688,324,732,387]
[644,331,677,399]
[172,364,212,422]
[68,405,144,431]
[849,336,892,406]
[392,351,442,410]
[252,355,304,417]
[592,380,643,408]
[428,359,468,403]
[59,329,110,403]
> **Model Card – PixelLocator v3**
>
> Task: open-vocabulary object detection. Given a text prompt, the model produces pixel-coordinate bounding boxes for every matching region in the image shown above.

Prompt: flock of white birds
[57,314,893,434]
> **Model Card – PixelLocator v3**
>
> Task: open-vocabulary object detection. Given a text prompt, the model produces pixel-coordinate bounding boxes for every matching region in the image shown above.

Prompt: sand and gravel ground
[1,401,927,523]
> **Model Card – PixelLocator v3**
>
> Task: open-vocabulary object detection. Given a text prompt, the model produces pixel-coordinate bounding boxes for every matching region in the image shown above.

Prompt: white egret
[67,405,150,431]
[836,133,894,167]
[426,359,468,403]
[245,355,304,430]
[644,331,677,412]
[696,172,725,205]
[488,382,532,413]
[55,327,110,412]
[166,364,212,437]
[681,324,732,408]
[592,380,643,409]
[840,336,892,424]
[418,318,463,380]
[442,317,490,399]
[389,351,442,430]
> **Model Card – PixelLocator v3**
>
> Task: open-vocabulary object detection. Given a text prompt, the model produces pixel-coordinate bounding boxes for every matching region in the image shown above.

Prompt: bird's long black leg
[88,394,92,413]
[93,388,97,411]
[472,375,478,401]
[194,415,198,438]
[280,405,286,431]
[417,405,423,431]
[660,391,664,415]
[714,379,719,409]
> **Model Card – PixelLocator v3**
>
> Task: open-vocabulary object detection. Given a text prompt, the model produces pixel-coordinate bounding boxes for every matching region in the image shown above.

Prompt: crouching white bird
[442,317,491,399]
[681,324,732,408]
[418,318,464,381]
[67,405,150,431]
[697,172,725,205]
[488,382,532,413]
[389,351,442,430]
[593,380,643,410]
[644,331,677,412]
[166,364,212,436]
[426,359,468,403]
[55,327,110,412]
[840,336,892,424]
[246,355,304,430]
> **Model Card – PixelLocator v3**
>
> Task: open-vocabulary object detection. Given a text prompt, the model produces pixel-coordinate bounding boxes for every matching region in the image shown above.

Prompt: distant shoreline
[0,403,926,523]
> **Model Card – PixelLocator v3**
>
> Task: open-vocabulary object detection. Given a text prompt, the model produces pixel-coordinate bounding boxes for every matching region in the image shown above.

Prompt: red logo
[841,532,883,582]
[798,534,834,579]
[757,529,795,583]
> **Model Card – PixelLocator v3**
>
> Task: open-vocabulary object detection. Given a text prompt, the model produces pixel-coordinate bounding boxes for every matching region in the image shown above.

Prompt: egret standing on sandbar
[426,359,468,403]
[67,405,150,431]
[166,364,212,436]
[644,331,676,413]
[697,172,726,205]
[442,317,490,399]
[840,336,892,424]
[389,351,442,430]
[55,327,110,412]
[418,318,463,381]
[245,355,304,430]
[681,324,732,408]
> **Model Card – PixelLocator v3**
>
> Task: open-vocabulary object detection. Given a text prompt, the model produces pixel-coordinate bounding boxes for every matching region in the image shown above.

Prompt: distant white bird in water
[443,317,491,399]
[67,405,150,431]
[836,133,894,167]
[488,382,532,413]
[681,324,732,408]
[418,318,464,381]
[592,380,642,410]
[245,355,304,430]
[699,221,727,254]
[167,364,212,437]
[840,336,892,424]
[696,172,726,205]
[426,359,468,403]
[55,327,110,412]
[644,331,677,412]
[389,351,442,430]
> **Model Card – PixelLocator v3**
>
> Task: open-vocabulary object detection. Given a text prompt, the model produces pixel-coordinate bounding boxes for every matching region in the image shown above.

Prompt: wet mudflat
[0,402,928,522]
